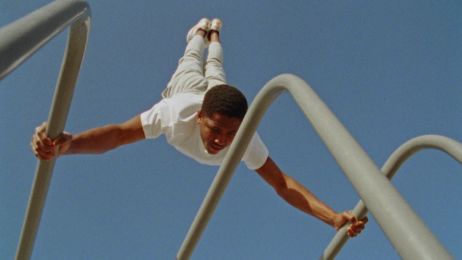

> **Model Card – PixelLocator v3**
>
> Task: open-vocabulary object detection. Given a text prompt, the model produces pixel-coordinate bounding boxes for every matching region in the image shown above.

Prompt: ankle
[208,18,222,42]
[208,30,220,42]
[196,28,207,38]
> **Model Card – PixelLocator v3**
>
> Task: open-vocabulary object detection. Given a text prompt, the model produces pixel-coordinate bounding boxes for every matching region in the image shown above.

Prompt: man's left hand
[333,211,368,237]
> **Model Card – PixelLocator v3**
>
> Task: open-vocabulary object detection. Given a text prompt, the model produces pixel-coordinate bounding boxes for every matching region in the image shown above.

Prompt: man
[32,18,367,237]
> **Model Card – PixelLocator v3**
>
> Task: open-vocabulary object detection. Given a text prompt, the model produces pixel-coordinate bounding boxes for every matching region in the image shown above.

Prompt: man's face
[197,111,242,154]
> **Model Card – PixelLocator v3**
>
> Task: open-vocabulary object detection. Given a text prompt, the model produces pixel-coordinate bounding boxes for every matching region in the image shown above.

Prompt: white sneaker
[210,18,222,33]
[186,18,211,45]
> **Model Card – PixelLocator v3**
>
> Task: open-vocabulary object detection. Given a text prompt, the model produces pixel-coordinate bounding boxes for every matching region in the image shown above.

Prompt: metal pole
[321,135,462,259]
[0,0,90,80]
[176,74,452,259]
[0,1,91,259]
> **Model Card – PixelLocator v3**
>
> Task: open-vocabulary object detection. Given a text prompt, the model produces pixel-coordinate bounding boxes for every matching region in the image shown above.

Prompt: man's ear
[197,110,203,124]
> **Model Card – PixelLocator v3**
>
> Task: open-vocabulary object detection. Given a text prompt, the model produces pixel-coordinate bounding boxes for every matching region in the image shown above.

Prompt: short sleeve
[242,132,269,170]
[140,100,170,139]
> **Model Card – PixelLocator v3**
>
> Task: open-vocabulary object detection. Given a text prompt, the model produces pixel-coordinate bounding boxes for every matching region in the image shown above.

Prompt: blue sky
[1,0,461,259]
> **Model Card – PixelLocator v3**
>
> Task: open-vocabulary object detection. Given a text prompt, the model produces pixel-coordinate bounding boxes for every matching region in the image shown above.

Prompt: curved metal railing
[0,1,91,259]
[321,135,462,259]
[176,74,453,260]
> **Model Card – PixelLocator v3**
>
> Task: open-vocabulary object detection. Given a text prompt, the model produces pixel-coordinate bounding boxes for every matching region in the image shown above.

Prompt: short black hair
[201,84,248,120]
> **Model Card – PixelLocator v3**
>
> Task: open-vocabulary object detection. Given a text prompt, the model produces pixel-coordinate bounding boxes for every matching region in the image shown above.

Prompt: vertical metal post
[0,1,91,259]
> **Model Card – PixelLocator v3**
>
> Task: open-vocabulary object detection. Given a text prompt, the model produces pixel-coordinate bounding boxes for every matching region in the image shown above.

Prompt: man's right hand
[31,122,72,160]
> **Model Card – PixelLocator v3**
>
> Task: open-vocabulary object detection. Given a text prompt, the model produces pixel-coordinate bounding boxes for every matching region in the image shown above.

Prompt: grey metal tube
[0,1,91,259]
[177,74,452,259]
[0,0,90,80]
[321,135,462,259]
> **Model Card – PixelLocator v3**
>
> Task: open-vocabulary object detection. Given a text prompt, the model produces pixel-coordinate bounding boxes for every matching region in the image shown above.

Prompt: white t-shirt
[140,92,269,170]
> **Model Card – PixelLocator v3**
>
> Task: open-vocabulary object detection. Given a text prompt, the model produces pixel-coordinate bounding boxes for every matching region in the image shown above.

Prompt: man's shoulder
[162,92,204,118]
[142,92,203,125]
[162,92,203,107]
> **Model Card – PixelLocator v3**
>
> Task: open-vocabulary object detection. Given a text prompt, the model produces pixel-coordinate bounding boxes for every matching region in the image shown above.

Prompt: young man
[32,18,367,237]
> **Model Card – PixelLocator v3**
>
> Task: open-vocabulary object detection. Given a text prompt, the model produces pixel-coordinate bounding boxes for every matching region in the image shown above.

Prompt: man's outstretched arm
[31,115,145,160]
[255,156,367,237]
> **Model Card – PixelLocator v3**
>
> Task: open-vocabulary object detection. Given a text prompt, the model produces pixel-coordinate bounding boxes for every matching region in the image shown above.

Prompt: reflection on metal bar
[0,1,91,259]
[321,135,462,259]
[176,74,452,260]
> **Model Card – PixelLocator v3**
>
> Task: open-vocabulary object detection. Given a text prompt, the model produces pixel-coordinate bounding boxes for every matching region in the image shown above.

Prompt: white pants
[162,35,226,98]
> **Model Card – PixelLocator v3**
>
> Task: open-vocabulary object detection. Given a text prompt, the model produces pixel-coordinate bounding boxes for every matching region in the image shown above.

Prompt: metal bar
[0,1,91,259]
[321,135,462,259]
[176,74,452,259]
[0,0,90,80]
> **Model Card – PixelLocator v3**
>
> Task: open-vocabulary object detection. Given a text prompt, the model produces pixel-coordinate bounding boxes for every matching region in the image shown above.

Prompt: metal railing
[0,1,91,259]
[2,1,457,259]
[176,74,453,260]
[321,135,462,259]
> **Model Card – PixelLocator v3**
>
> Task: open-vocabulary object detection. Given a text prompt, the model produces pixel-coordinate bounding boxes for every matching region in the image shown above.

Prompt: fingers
[335,211,357,229]
[347,215,368,237]
[362,216,368,224]
[343,211,357,223]
[30,122,58,160]
[336,211,368,238]
[52,132,72,146]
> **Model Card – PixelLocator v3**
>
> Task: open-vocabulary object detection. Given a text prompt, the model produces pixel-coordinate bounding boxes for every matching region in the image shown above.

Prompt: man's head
[197,84,248,154]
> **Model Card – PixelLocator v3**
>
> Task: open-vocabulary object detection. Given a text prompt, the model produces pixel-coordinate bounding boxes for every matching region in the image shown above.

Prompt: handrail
[176,74,452,259]
[321,135,462,259]
[0,0,90,79]
[0,1,91,259]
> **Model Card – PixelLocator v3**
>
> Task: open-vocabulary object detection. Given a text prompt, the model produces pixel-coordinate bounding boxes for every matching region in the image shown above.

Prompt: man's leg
[162,19,210,98]
[205,19,227,90]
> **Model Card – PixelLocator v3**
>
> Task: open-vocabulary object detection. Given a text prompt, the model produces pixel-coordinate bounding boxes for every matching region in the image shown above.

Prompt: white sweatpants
[162,35,226,98]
